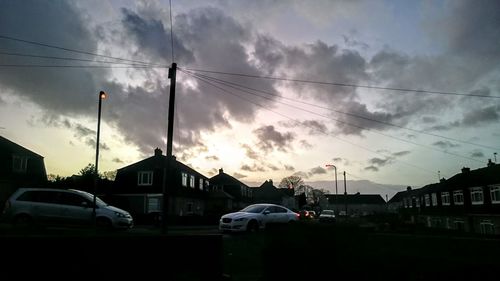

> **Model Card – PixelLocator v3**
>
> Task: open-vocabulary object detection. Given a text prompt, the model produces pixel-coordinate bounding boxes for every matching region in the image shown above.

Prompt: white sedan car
[219,203,299,232]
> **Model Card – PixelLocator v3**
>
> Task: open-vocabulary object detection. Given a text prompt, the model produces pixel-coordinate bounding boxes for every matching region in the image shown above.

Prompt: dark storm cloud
[300,140,313,149]
[233,172,247,179]
[254,125,295,152]
[121,8,194,64]
[85,139,109,151]
[333,157,342,162]
[205,155,219,161]
[421,116,437,124]
[470,151,484,158]
[284,165,295,171]
[364,166,379,172]
[293,171,309,179]
[393,151,411,157]
[241,164,266,172]
[0,1,106,115]
[74,124,96,138]
[432,141,459,149]
[461,106,500,126]
[309,166,327,175]
[267,164,279,171]
[368,157,392,167]
[279,120,328,135]
[112,158,124,164]
[241,144,260,160]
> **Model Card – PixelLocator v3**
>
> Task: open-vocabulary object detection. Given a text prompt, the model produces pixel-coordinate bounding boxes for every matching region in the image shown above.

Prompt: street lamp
[325,164,338,214]
[93,90,106,222]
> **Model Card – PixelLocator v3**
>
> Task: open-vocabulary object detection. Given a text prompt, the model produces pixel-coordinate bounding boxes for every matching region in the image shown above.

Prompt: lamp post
[93,90,106,223]
[325,164,338,214]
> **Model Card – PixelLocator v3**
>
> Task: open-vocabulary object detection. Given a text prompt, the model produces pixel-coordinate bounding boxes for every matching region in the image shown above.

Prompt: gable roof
[117,154,208,179]
[209,168,248,187]
[0,135,44,158]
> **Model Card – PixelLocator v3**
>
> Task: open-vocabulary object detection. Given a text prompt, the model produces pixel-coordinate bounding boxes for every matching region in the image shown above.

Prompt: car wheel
[13,214,33,228]
[246,220,259,233]
[96,217,112,229]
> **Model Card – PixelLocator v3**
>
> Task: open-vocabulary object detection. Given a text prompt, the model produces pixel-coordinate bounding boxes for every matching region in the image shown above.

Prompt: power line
[0,64,166,69]
[181,69,500,151]
[0,34,165,67]
[182,67,500,99]
[181,69,437,177]
[180,69,485,164]
[0,51,159,66]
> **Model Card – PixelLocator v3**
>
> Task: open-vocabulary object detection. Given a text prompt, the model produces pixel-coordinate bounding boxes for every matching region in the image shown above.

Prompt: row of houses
[1,136,389,221]
[388,161,500,235]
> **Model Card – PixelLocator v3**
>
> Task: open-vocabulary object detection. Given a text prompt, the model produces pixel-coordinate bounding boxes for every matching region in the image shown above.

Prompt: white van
[2,188,133,229]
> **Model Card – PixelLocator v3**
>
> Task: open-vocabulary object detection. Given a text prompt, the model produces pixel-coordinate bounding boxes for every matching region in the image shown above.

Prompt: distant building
[325,192,386,216]
[113,148,209,220]
[0,136,47,205]
[209,168,252,212]
[252,179,297,210]
[393,160,500,235]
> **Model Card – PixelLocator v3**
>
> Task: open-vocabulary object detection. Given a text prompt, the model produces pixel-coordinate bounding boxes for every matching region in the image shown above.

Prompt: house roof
[208,189,235,199]
[117,154,208,180]
[388,163,500,199]
[252,180,294,199]
[209,168,248,187]
[0,135,44,158]
[325,193,386,205]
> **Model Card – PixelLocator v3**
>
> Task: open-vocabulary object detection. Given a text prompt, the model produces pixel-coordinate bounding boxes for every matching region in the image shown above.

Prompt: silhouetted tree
[279,175,304,191]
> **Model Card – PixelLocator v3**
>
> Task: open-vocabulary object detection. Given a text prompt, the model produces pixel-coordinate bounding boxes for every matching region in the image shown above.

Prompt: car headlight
[115,212,127,218]
[234,217,247,222]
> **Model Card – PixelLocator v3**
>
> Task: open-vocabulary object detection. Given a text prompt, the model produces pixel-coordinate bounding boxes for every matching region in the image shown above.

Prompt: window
[199,179,204,190]
[413,197,420,208]
[187,202,193,213]
[189,175,195,188]
[454,220,465,231]
[181,173,188,187]
[241,186,246,196]
[453,190,464,205]
[12,155,28,173]
[480,221,495,235]
[137,171,153,186]
[490,185,500,204]
[424,194,430,207]
[470,187,483,205]
[431,193,437,206]
[441,192,450,206]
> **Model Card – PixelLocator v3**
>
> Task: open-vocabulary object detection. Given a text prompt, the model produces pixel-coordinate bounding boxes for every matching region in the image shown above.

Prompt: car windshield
[321,210,334,215]
[240,205,267,213]
[72,190,107,206]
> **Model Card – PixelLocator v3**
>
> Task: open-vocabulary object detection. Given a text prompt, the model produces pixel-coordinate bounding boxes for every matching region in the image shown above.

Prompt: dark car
[318,210,336,223]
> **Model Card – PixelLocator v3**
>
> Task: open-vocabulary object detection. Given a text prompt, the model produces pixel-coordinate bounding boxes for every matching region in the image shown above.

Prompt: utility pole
[93,91,106,225]
[162,62,177,234]
[326,164,338,215]
[343,171,347,215]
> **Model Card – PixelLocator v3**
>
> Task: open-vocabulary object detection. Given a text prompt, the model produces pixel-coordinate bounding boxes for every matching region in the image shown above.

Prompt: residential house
[252,179,297,210]
[113,148,209,220]
[209,168,252,212]
[0,136,47,206]
[387,187,412,213]
[325,192,387,216]
[396,160,500,235]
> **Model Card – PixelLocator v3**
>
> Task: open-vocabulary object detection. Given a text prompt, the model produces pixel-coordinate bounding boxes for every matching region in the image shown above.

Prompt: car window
[59,192,89,207]
[274,206,287,213]
[19,191,61,204]
[241,205,267,213]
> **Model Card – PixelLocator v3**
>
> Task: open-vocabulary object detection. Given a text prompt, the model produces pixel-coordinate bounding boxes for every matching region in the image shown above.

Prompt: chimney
[461,167,470,174]
[154,147,162,157]
[407,186,412,191]
[487,159,494,167]
[440,178,446,183]
[269,179,273,186]
[219,168,224,175]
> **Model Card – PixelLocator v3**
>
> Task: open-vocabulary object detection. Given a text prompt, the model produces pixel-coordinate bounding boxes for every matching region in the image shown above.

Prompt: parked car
[2,188,134,229]
[219,203,299,232]
[308,210,317,219]
[318,210,336,223]
[298,210,315,220]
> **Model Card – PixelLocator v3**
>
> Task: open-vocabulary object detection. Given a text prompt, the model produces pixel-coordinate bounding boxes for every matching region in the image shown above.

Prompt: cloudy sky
[1,0,499,197]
